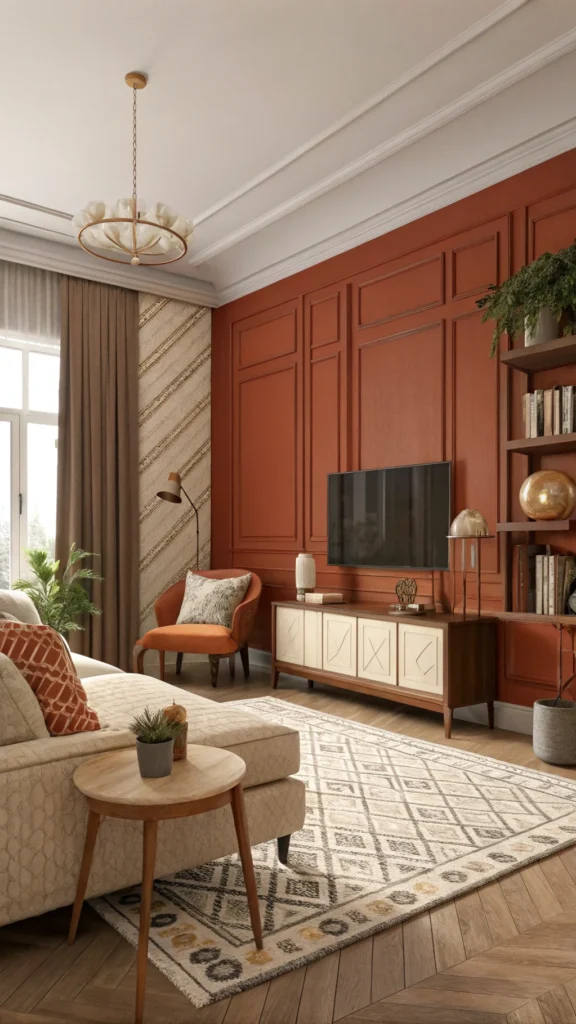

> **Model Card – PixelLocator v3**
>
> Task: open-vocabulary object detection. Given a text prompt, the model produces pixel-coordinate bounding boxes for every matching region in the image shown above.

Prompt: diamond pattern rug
[92,697,576,1006]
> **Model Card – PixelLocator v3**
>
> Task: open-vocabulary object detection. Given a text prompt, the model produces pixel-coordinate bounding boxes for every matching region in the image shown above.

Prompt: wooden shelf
[505,433,576,455]
[488,611,576,626]
[497,519,572,532]
[500,336,576,373]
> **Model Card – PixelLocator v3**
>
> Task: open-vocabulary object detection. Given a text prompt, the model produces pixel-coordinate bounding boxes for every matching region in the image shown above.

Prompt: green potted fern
[477,240,576,357]
[130,708,185,778]
[13,543,102,635]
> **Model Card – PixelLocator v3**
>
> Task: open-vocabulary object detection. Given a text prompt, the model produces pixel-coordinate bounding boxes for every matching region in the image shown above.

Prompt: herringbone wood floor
[2,658,576,1024]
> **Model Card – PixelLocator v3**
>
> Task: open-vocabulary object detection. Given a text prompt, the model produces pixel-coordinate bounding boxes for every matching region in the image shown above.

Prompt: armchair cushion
[139,624,237,655]
[176,571,251,629]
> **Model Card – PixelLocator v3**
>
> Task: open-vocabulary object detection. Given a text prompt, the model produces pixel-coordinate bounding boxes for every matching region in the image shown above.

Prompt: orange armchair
[133,569,262,687]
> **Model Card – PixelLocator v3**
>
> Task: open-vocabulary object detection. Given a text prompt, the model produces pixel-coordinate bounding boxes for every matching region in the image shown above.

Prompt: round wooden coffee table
[68,745,263,1024]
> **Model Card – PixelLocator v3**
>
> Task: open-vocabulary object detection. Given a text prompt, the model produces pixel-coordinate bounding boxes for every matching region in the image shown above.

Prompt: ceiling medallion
[72,72,193,266]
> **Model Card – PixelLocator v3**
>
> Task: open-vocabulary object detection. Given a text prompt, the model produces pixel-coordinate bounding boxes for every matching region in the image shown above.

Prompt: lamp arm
[180,485,201,570]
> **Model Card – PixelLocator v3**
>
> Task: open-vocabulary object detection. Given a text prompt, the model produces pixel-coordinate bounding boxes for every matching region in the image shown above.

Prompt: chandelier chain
[132,85,138,206]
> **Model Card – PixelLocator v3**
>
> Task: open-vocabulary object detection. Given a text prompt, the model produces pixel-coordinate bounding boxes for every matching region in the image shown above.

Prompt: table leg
[230,784,263,950]
[136,819,158,1024]
[68,809,101,945]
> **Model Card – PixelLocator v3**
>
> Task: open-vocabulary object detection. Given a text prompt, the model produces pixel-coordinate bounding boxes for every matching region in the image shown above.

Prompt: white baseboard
[248,648,534,736]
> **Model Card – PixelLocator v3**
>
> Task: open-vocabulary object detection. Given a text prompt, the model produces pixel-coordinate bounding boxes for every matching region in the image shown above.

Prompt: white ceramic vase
[295,553,316,602]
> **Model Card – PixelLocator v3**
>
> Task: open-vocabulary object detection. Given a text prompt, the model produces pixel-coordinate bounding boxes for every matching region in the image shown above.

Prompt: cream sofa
[0,594,305,928]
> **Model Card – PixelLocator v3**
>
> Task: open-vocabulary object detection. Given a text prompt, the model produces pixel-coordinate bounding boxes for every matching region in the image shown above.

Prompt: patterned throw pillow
[0,622,100,736]
[176,573,251,629]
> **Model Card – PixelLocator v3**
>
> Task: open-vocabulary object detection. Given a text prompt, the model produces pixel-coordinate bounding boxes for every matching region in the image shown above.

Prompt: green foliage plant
[13,543,102,634]
[129,707,184,744]
[477,241,576,357]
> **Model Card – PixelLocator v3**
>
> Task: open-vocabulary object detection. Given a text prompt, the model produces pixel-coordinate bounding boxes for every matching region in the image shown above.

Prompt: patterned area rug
[92,698,576,1006]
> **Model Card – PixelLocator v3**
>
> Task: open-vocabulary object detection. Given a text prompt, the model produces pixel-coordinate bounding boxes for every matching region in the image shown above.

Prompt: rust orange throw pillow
[0,622,100,735]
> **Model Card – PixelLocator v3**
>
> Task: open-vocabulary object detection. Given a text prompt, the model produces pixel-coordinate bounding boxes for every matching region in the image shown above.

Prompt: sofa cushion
[0,590,41,624]
[0,623,100,736]
[72,653,125,679]
[0,653,49,745]
[84,674,300,788]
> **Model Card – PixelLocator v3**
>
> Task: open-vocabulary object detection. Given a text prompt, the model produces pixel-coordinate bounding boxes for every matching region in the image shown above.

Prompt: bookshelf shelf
[497,520,571,533]
[500,336,576,373]
[505,433,576,455]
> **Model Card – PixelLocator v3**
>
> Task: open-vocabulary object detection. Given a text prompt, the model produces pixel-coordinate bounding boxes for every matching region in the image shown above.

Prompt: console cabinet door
[304,609,323,669]
[358,618,397,685]
[398,624,443,695]
[276,607,305,665]
[323,613,357,676]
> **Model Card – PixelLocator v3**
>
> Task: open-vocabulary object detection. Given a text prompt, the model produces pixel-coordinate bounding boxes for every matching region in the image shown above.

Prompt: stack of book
[522,385,576,438]
[512,543,576,614]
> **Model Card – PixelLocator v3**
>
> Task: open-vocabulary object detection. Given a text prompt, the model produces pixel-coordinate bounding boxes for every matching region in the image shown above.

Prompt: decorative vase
[524,308,558,348]
[295,553,316,602]
[449,509,489,537]
[533,699,576,765]
[519,469,576,521]
[136,738,174,778]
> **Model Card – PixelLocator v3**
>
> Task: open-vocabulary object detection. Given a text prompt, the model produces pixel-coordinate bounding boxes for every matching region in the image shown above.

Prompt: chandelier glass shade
[72,72,193,266]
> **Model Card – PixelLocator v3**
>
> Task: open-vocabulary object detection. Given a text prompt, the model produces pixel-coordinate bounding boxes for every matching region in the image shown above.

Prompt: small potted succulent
[129,707,184,779]
[477,240,576,357]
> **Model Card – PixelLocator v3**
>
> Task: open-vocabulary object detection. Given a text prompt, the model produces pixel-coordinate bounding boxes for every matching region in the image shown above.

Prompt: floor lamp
[156,472,200,677]
[156,472,200,570]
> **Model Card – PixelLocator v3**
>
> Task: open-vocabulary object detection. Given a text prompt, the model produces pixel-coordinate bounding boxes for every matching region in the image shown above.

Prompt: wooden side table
[68,745,263,1024]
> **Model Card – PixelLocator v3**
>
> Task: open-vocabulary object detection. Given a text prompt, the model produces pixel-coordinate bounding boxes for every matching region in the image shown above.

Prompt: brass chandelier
[72,72,194,266]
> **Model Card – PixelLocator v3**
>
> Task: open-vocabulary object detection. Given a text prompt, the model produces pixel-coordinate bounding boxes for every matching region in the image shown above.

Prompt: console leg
[307,679,314,690]
[487,700,495,730]
[277,834,291,865]
[443,707,453,739]
[272,669,280,689]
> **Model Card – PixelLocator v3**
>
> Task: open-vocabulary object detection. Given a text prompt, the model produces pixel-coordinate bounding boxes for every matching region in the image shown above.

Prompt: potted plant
[477,240,576,357]
[130,707,185,778]
[13,543,102,635]
[533,668,576,766]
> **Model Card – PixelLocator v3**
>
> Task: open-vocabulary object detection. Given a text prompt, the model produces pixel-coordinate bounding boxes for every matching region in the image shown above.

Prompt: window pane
[27,423,58,558]
[29,352,60,413]
[0,421,11,588]
[0,347,23,409]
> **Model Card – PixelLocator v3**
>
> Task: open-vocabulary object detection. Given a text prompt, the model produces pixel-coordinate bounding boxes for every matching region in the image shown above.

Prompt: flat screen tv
[328,461,451,570]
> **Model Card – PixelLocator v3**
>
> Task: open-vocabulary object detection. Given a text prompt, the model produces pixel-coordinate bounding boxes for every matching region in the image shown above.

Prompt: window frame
[0,334,59,581]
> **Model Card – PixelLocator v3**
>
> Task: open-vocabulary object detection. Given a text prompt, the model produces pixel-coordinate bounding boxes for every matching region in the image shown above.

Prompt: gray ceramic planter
[533,699,576,765]
[136,738,174,778]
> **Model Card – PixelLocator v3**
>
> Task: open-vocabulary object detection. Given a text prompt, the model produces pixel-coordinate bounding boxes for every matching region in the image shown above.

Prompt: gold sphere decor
[519,469,576,521]
[449,509,490,538]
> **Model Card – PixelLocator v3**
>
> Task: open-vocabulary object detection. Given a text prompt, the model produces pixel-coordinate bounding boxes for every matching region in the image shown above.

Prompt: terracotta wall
[212,147,576,707]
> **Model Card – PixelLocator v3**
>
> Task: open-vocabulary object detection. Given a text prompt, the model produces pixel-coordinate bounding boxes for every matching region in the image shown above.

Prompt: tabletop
[73,745,246,806]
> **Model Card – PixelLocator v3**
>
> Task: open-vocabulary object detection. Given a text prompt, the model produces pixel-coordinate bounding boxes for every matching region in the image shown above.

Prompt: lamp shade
[157,471,182,504]
[449,509,489,538]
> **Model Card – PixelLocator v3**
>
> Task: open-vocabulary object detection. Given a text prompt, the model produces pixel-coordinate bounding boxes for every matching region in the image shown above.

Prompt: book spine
[553,386,562,435]
[562,386,574,434]
[542,556,549,614]
[523,393,531,439]
[548,555,556,615]
[544,389,553,436]
[530,394,537,438]
[536,390,544,436]
[535,555,543,615]
[518,545,527,612]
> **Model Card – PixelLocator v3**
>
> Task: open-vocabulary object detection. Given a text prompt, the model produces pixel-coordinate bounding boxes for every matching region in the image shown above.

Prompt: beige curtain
[56,277,139,670]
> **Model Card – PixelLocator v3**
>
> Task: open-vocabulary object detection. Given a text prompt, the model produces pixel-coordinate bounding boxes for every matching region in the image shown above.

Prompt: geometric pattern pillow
[176,572,251,629]
[0,622,100,735]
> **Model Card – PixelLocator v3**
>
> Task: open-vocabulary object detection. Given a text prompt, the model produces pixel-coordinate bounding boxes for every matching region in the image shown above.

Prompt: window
[0,337,60,588]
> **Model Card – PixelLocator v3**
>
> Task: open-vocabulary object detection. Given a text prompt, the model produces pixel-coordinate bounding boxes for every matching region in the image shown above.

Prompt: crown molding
[191,25,576,268]
[217,117,576,304]
[193,0,527,226]
[0,226,217,307]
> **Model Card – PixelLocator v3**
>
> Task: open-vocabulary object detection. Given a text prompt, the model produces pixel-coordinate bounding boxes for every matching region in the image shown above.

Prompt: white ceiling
[1,0,576,306]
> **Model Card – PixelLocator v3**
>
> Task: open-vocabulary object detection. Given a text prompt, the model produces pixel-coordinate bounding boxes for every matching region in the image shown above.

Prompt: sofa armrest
[0,728,134,774]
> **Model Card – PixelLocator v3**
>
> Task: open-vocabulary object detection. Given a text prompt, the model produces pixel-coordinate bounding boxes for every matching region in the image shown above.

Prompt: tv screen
[328,462,451,570]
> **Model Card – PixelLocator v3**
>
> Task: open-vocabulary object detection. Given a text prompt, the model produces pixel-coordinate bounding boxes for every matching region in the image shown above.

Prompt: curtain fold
[0,260,60,342]
[56,277,139,670]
